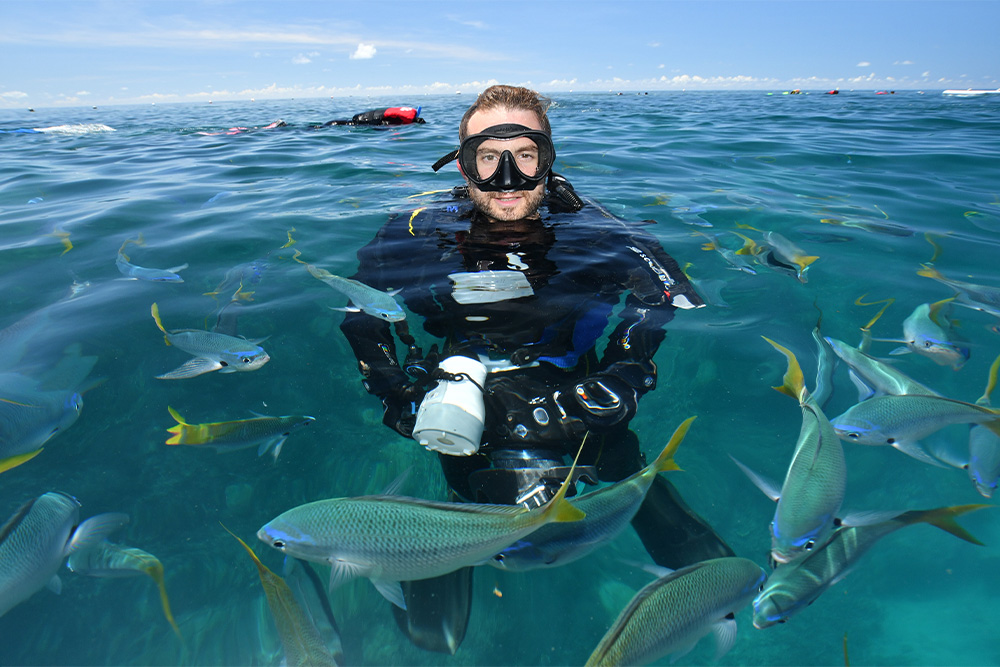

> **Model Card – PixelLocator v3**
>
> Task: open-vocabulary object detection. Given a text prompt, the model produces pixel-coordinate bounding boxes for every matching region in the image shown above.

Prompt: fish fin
[328,306,361,313]
[899,504,992,545]
[761,337,806,402]
[0,448,43,475]
[711,616,739,662]
[539,436,588,524]
[729,456,781,501]
[847,370,876,402]
[978,353,1000,405]
[67,512,130,556]
[381,468,412,496]
[372,579,407,610]
[167,406,188,426]
[156,357,224,380]
[888,346,911,356]
[916,263,944,280]
[150,303,168,334]
[890,440,949,468]
[137,555,184,644]
[623,558,674,579]
[47,575,63,595]
[983,418,1000,441]
[927,297,956,324]
[166,263,189,274]
[838,510,907,527]
[649,416,694,475]
[328,558,364,593]
[258,435,288,461]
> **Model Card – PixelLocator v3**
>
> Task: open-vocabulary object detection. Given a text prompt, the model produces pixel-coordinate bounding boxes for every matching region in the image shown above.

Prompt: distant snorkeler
[316,106,424,127]
[195,120,288,136]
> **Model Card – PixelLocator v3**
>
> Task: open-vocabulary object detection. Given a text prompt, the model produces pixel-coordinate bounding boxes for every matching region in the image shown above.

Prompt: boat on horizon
[943,88,1000,97]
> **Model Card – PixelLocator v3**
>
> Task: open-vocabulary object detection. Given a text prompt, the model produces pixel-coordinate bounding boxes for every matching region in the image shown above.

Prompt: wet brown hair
[459,85,552,139]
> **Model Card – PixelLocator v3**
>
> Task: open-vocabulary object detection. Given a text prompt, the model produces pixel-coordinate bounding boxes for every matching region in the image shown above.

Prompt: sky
[2,0,999,109]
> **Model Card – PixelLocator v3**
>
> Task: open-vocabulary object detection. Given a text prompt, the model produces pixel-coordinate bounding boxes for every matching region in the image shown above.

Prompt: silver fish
[151,303,270,379]
[490,417,691,572]
[883,299,969,369]
[825,336,939,399]
[586,557,767,666]
[306,264,405,322]
[165,407,315,461]
[918,264,1000,319]
[67,540,183,641]
[115,235,187,282]
[258,468,584,609]
[832,393,1000,467]
[753,504,988,628]
[967,354,1000,497]
[0,492,127,618]
[736,339,846,566]
[761,231,819,283]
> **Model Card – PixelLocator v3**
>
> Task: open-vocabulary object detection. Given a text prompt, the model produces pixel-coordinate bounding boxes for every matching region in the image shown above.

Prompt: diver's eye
[272,539,286,549]
[241,356,252,364]
[804,540,815,551]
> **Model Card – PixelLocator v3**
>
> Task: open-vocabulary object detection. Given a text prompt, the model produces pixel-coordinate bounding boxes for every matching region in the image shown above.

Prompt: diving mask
[432,124,556,192]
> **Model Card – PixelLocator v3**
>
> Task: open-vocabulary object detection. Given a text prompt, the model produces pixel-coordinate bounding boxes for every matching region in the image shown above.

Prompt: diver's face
[463,108,546,222]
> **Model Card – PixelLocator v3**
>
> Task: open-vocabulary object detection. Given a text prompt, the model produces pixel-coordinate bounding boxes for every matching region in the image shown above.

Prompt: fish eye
[846,432,860,440]
[272,539,286,549]
[886,437,896,445]
[804,540,815,550]
[494,554,505,563]
[241,356,252,364]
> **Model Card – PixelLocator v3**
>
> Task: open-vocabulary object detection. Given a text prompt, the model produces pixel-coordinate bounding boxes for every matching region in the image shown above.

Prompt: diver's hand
[382,383,425,438]
[554,375,637,430]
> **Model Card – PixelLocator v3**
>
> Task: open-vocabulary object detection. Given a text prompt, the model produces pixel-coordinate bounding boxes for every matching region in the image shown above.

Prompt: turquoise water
[1,91,999,666]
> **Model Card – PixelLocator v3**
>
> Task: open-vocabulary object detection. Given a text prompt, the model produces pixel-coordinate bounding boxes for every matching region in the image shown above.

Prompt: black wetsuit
[339,181,733,653]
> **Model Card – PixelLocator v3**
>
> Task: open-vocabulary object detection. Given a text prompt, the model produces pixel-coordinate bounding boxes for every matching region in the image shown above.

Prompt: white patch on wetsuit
[448,270,534,304]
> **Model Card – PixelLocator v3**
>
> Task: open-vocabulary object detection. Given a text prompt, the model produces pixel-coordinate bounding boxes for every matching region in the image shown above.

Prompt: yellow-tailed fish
[753,504,989,628]
[967,353,1000,497]
[810,304,835,408]
[586,557,767,666]
[876,298,969,369]
[305,263,406,322]
[917,264,1000,319]
[831,392,1000,467]
[115,234,188,282]
[151,303,269,379]
[166,407,314,461]
[66,541,183,642]
[490,417,693,572]
[733,339,846,566]
[258,458,585,609]
[0,492,127,618]
[696,231,757,274]
[223,525,337,667]
[761,231,819,282]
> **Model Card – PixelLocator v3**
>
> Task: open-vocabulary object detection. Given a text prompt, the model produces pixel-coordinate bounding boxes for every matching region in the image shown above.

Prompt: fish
[0,492,128,618]
[165,406,315,461]
[917,264,1000,319]
[734,339,846,566]
[490,416,692,572]
[116,235,188,282]
[824,336,939,400]
[305,263,405,322]
[761,231,819,282]
[150,303,270,379]
[877,299,969,369]
[697,232,758,275]
[753,504,989,628]
[810,306,836,408]
[966,354,1000,497]
[585,557,767,666]
[258,460,585,610]
[223,525,338,667]
[831,393,1000,467]
[67,540,183,642]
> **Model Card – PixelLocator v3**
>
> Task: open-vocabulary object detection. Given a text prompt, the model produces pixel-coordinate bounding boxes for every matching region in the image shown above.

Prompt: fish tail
[797,254,820,269]
[924,233,944,263]
[165,406,189,445]
[854,293,895,332]
[650,416,695,475]
[762,337,806,402]
[977,353,1000,406]
[917,263,944,280]
[900,504,992,545]
[0,448,43,475]
[282,227,297,249]
[150,303,168,335]
[539,438,587,524]
[143,560,184,643]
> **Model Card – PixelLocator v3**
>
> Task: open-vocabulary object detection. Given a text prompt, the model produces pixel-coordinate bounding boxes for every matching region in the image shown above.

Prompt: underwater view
[1,90,999,666]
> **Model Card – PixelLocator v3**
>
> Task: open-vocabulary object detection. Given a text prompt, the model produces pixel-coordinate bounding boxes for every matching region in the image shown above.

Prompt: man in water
[340,84,733,653]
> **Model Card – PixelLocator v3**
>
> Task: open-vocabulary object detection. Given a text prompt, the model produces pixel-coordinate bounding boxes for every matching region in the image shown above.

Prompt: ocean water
[1,91,999,666]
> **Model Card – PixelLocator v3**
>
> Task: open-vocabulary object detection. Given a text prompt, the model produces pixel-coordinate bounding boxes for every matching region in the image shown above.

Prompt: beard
[467,183,545,222]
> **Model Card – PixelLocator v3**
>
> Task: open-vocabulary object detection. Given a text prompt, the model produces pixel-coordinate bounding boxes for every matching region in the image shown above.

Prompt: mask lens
[473,138,540,181]
[458,124,555,191]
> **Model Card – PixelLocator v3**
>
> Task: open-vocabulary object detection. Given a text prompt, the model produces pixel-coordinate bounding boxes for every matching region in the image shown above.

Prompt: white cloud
[350,43,376,60]
[894,60,914,65]
[446,14,486,29]
[75,90,91,96]
[292,51,319,64]
[857,61,871,67]
[649,41,661,48]
[1,90,29,99]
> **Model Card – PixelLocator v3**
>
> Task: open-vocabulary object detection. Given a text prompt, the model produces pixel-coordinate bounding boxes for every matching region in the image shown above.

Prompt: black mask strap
[431,149,459,172]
